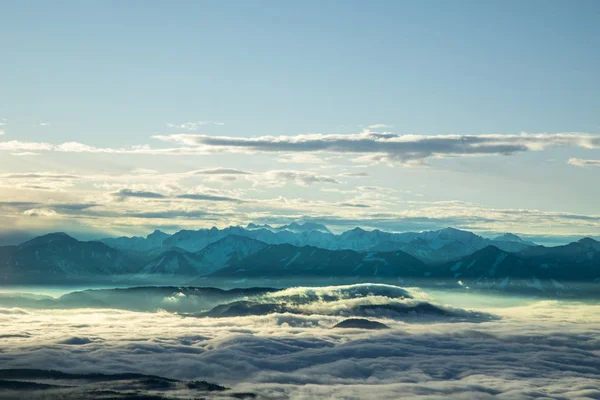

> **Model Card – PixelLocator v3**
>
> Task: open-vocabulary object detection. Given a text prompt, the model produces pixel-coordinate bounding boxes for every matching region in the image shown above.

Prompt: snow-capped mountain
[245,222,331,234]
[3,227,596,286]
[98,225,539,263]
[277,222,332,234]
[366,228,533,263]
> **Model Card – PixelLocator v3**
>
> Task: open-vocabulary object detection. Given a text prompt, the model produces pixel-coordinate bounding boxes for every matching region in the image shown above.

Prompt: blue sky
[1,0,599,243]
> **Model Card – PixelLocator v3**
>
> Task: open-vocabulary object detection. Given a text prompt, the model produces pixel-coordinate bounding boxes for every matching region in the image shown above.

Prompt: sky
[1,0,600,243]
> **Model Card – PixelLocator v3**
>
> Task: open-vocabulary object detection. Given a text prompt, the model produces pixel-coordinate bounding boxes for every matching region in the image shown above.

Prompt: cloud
[2,131,599,166]
[0,140,55,152]
[0,202,97,212]
[0,173,81,191]
[125,210,219,219]
[10,152,39,156]
[259,171,340,187]
[0,287,599,399]
[0,201,39,208]
[367,124,393,129]
[166,121,225,130]
[339,203,371,208]
[176,193,242,203]
[131,168,159,174]
[568,158,600,168]
[112,188,167,200]
[111,188,241,203]
[23,208,58,218]
[190,168,252,175]
[277,153,324,164]
[338,172,369,177]
[3,173,80,179]
[153,131,600,165]
[186,168,338,187]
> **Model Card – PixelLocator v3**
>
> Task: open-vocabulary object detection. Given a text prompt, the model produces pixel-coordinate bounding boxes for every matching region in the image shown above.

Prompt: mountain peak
[341,227,368,236]
[147,230,168,240]
[578,237,600,249]
[19,232,75,247]
[494,233,520,241]
[428,227,480,241]
[440,227,462,232]
[278,222,331,233]
[246,223,272,230]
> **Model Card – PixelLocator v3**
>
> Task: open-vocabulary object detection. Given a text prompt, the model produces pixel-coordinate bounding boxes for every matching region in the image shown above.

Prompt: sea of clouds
[1,284,599,399]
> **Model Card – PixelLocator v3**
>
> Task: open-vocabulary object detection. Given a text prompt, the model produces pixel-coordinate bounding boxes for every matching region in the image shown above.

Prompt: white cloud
[131,168,159,174]
[23,208,58,217]
[152,131,600,165]
[0,172,81,191]
[166,121,225,130]
[338,172,369,177]
[568,158,600,167]
[189,168,252,175]
[277,153,324,164]
[257,170,340,187]
[0,287,599,399]
[1,132,599,167]
[367,123,393,129]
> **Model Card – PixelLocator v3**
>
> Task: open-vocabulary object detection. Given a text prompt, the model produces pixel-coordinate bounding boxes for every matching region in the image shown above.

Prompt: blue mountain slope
[212,244,426,278]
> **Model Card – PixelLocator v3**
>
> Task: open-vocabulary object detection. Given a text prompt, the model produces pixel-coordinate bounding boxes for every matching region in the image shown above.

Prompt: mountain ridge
[1,227,598,285]
[98,225,542,263]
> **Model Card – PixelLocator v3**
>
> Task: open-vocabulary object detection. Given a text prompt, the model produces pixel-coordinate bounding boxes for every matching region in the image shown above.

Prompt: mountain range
[0,223,599,288]
[99,224,537,262]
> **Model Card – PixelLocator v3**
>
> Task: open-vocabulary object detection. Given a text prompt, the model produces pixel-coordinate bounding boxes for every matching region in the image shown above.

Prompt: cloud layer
[2,131,599,165]
[1,285,599,399]
[153,131,600,165]
[569,158,600,167]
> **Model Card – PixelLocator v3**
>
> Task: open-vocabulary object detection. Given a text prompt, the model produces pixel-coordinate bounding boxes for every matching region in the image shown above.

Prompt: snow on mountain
[0,229,598,285]
[245,221,331,234]
[278,222,332,234]
[245,223,273,230]
[100,225,540,264]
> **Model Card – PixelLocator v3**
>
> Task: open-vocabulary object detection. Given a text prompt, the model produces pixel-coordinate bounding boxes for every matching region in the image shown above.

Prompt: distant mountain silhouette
[0,368,244,399]
[0,233,137,283]
[1,226,598,286]
[333,318,390,329]
[99,224,539,263]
